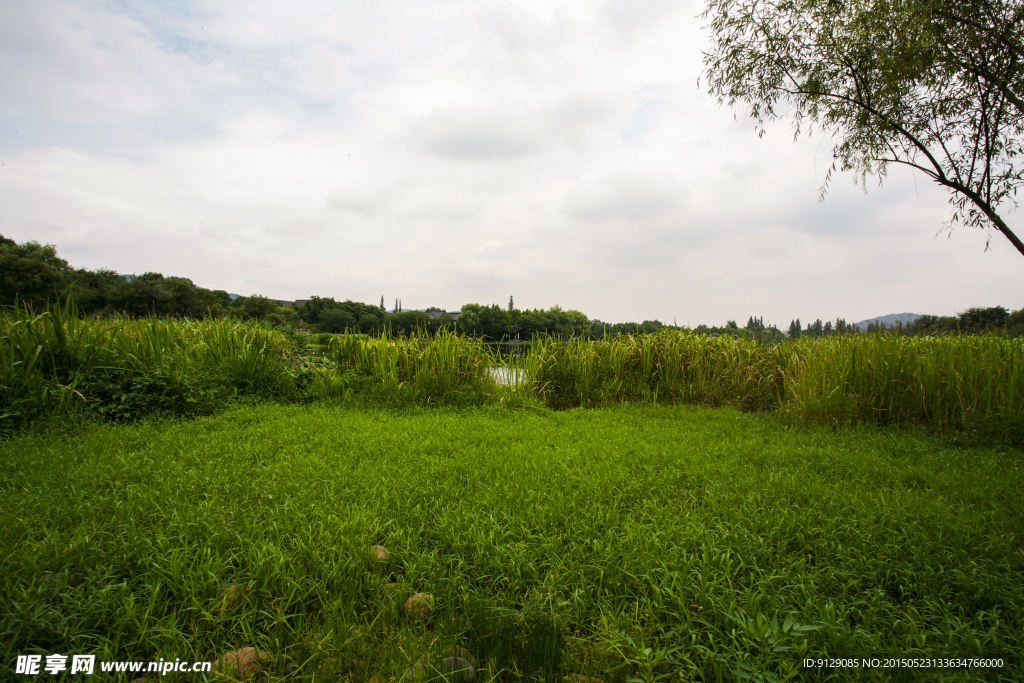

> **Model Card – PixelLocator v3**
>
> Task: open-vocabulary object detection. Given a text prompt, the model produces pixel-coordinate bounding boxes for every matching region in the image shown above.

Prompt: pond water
[488,366,530,386]
[300,346,530,386]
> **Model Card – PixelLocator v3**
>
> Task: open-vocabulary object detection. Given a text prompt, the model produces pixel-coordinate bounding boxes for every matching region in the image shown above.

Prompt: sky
[1,0,1022,328]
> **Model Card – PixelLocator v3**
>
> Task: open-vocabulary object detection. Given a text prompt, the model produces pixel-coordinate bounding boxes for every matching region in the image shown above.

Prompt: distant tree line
[3,234,1022,338]
[0,234,300,324]
[870,308,1024,337]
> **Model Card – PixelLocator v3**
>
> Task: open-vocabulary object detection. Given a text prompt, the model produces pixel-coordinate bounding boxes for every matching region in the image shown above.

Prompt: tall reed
[781,333,1024,441]
[0,301,300,429]
[529,331,783,411]
[526,329,1022,444]
[330,329,497,405]
[5,305,1022,445]
[0,300,96,424]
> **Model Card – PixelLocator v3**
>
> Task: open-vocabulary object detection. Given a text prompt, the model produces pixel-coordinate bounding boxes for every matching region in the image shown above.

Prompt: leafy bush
[78,366,204,422]
[0,300,303,433]
[331,329,497,406]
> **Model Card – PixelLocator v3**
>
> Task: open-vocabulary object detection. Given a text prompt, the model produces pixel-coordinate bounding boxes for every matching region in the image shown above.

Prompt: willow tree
[701,0,1024,258]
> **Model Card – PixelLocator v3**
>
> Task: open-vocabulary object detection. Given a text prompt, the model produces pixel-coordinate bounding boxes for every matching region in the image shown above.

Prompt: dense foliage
[0,234,299,324]
[0,299,306,432]
[5,303,1021,446]
[4,234,1023,341]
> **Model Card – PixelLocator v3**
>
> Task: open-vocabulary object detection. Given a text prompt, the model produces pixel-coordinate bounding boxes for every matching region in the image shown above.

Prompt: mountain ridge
[852,312,922,331]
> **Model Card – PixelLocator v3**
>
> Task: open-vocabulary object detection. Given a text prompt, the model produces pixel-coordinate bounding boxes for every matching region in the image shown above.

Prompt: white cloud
[410,110,550,161]
[0,0,1021,324]
[563,171,687,223]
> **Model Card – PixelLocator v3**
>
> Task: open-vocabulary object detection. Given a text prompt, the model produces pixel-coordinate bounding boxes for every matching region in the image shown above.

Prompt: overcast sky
[2,0,1022,327]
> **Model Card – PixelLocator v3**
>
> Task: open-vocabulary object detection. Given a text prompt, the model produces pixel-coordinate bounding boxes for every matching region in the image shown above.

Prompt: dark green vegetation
[6,233,1024,340]
[0,301,305,432]
[3,295,1022,681]
[2,403,1021,681]
[3,295,1021,679]
[0,235,244,321]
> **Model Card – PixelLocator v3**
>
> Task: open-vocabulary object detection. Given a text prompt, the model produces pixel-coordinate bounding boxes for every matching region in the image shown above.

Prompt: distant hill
[853,312,922,331]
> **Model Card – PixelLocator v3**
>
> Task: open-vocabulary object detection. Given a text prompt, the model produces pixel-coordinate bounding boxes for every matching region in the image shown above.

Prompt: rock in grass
[405,656,430,678]
[441,656,478,683]
[219,583,252,610]
[367,544,389,566]
[214,647,267,679]
[450,648,477,667]
[403,592,433,619]
[565,676,605,683]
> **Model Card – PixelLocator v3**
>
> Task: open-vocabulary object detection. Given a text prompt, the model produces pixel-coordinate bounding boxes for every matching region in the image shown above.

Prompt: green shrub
[0,300,302,433]
[331,329,497,406]
[78,366,204,422]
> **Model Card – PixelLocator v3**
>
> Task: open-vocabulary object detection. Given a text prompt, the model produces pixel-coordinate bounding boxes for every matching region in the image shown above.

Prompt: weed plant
[4,307,1022,446]
[1,403,1021,680]
[781,334,1024,444]
[328,329,499,407]
[527,333,782,412]
[0,300,301,431]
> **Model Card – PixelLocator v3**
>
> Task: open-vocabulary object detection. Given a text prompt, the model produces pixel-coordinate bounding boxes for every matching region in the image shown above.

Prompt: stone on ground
[219,583,252,610]
[214,647,267,678]
[403,592,433,619]
[37,571,77,595]
[405,656,430,678]
[565,676,605,683]
[368,544,389,566]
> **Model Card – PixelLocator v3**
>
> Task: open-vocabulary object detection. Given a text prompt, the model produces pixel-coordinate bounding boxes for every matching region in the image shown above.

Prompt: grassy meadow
[2,307,1024,680]
[1,403,1022,681]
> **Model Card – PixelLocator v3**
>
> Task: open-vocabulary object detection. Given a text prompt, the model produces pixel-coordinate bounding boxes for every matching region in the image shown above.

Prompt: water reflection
[488,366,530,386]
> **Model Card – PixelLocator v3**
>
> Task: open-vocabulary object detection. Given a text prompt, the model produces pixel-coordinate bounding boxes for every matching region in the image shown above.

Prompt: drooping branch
[700,0,1024,259]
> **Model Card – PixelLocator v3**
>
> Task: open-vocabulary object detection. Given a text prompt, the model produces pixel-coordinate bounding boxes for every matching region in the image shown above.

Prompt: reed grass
[527,333,781,412]
[4,307,1022,445]
[780,334,1024,442]
[524,331,1023,446]
[329,329,499,406]
[0,300,300,430]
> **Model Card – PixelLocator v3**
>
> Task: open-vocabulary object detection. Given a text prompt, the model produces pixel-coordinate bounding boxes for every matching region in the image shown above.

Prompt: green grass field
[2,403,1021,681]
